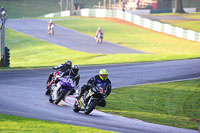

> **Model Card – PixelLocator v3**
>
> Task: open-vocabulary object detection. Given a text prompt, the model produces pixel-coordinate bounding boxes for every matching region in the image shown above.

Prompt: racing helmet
[71,65,79,74]
[49,19,53,23]
[98,27,101,30]
[99,69,108,80]
[65,60,72,69]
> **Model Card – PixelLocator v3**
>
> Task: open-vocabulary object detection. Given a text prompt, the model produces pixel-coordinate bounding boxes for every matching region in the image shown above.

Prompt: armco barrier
[43,9,200,43]
[44,10,70,18]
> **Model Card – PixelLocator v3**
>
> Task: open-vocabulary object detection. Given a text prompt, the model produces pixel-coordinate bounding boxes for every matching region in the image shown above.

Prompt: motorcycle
[96,32,103,44]
[48,24,54,36]
[50,76,76,105]
[45,70,61,95]
[73,83,107,114]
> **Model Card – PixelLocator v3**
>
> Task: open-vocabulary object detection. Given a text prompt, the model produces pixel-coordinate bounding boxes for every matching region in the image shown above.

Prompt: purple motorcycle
[49,76,76,104]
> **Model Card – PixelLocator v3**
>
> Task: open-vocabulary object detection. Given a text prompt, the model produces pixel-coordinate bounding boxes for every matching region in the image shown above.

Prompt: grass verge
[4,16,200,68]
[97,79,200,130]
[0,113,114,132]
[55,16,200,55]
[152,12,200,32]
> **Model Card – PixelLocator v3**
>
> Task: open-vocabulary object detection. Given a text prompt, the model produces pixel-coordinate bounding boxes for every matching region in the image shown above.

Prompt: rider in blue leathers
[77,69,111,107]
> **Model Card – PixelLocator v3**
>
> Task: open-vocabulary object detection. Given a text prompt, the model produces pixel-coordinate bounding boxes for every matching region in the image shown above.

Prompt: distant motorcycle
[50,76,76,104]
[48,24,54,36]
[73,83,107,114]
[96,32,103,44]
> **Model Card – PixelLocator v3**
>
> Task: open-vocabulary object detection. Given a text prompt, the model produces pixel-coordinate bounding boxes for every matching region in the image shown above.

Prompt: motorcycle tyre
[84,99,98,115]
[51,29,54,36]
[100,38,102,44]
[48,29,54,36]
[45,88,51,95]
[45,81,51,95]
[73,100,80,112]
[54,90,66,105]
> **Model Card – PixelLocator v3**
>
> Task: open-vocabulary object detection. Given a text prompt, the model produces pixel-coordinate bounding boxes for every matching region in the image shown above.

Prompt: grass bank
[152,12,200,32]
[97,79,200,130]
[0,0,105,19]
[1,0,60,19]
[0,113,114,132]
[55,17,200,55]
[5,28,156,68]
[5,16,200,68]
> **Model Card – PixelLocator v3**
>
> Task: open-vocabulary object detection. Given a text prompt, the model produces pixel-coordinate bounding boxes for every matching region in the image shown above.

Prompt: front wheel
[54,90,66,104]
[45,88,51,95]
[100,38,103,44]
[51,29,54,36]
[84,98,98,115]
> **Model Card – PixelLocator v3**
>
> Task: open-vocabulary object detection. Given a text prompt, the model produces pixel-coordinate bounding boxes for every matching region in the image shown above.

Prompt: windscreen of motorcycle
[60,76,75,90]
[95,83,106,94]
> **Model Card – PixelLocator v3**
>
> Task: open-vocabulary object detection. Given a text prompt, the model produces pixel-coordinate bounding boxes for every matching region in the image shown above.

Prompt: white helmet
[98,27,101,30]
[49,19,53,23]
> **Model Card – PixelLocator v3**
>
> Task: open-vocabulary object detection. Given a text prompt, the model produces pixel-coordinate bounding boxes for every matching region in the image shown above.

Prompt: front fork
[52,84,61,100]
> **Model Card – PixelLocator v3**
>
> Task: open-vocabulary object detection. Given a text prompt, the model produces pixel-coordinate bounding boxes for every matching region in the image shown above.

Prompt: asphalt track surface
[6,19,145,54]
[0,59,200,133]
[1,19,199,132]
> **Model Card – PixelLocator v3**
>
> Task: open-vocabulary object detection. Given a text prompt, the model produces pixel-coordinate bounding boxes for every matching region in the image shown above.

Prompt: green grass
[55,17,200,54]
[152,12,200,32]
[97,79,200,130]
[1,0,60,19]
[5,28,153,68]
[4,16,200,68]
[160,20,200,32]
[0,0,106,19]
[0,113,114,132]
[152,12,200,19]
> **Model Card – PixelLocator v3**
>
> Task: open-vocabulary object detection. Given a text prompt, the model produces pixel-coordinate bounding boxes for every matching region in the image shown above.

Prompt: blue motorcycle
[50,76,76,104]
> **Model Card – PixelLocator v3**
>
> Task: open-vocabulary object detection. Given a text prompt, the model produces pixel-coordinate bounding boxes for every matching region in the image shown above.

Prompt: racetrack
[0,59,200,133]
[2,18,199,132]
[6,19,146,54]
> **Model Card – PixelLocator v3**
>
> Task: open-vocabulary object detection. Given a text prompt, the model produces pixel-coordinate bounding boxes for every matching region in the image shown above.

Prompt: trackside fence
[43,9,200,43]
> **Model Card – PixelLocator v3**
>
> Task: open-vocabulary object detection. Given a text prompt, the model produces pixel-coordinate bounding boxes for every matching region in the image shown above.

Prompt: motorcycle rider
[76,69,111,107]
[96,27,104,39]
[46,60,72,88]
[57,64,80,88]
[48,19,54,34]
[50,65,80,102]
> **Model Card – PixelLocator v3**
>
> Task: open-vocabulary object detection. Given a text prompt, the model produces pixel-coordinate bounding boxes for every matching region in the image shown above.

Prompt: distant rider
[46,60,72,88]
[96,27,104,39]
[0,6,6,18]
[76,69,111,107]
[50,65,80,102]
[48,19,54,32]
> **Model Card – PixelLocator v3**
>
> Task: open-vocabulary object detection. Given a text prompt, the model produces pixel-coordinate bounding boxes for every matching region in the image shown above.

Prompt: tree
[174,0,185,13]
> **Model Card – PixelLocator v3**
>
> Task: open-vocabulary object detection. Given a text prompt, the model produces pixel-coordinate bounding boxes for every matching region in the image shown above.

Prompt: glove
[55,75,60,79]
[87,84,92,88]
